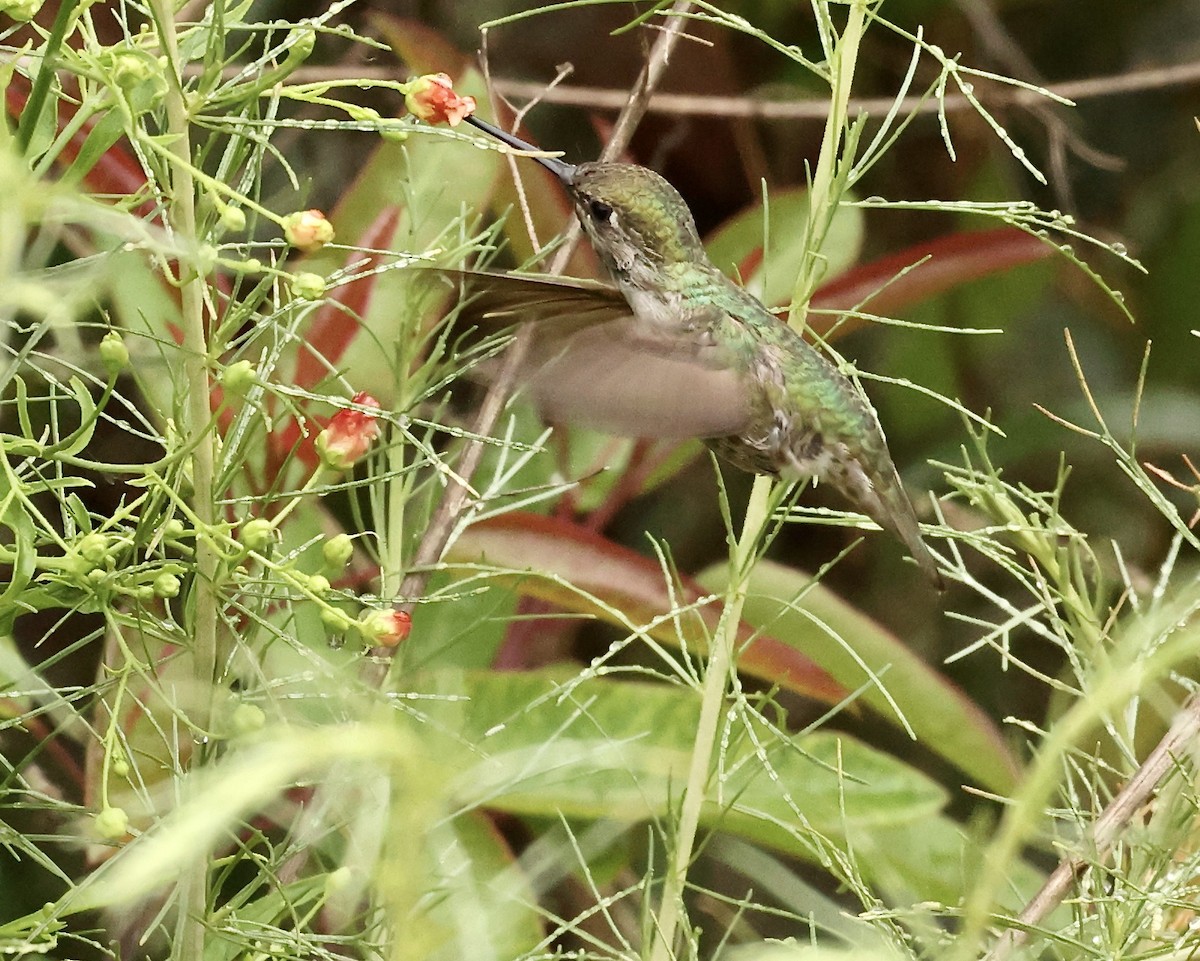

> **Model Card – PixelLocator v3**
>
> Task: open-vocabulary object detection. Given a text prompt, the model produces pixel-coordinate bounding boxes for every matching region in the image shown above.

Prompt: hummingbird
[453,114,943,589]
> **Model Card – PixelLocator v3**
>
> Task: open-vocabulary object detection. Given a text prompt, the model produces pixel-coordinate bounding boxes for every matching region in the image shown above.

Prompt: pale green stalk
[649,5,869,958]
[151,2,218,958]
[791,1,868,324]
[648,475,773,961]
[381,438,407,600]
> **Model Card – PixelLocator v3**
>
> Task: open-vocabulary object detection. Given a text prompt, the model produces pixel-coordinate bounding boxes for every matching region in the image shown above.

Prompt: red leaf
[451,512,849,705]
[807,226,1052,337]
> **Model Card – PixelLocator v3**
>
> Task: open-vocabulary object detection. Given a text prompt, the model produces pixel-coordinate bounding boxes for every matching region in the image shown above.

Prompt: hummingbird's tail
[882,488,945,592]
[843,461,945,591]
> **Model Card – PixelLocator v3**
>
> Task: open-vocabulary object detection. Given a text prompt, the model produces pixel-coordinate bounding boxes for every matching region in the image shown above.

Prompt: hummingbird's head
[564,163,705,278]
[462,116,706,282]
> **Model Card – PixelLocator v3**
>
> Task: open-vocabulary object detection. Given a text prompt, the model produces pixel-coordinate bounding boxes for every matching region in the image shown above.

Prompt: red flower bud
[316,392,381,471]
[404,73,477,127]
[283,209,335,253]
[362,609,412,647]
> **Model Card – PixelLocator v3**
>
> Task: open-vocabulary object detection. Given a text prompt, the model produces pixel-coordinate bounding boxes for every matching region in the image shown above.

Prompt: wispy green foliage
[0,2,1197,961]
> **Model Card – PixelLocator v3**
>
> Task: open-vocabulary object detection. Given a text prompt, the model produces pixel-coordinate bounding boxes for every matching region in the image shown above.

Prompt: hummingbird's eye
[588,200,614,223]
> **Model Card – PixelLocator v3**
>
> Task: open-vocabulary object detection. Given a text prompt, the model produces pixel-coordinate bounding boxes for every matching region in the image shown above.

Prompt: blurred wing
[429,267,629,328]
[426,268,752,439]
[525,313,752,438]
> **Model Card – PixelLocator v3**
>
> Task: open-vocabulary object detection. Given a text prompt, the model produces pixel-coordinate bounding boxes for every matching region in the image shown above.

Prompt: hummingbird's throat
[622,283,689,334]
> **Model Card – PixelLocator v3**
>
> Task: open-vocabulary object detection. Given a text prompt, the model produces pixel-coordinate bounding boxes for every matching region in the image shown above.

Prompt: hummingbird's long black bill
[463,114,576,184]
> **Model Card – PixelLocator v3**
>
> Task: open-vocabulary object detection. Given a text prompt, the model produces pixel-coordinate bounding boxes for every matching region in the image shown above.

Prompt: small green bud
[290,271,327,301]
[110,50,155,90]
[241,518,275,552]
[94,805,129,840]
[163,518,186,540]
[99,331,129,375]
[307,573,330,596]
[220,205,246,232]
[344,104,380,123]
[135,585,154,601]
[87,568,108,585]
[320,607,354,633]
[230,703,266,736]
[381,123,411,144]
[112,755,130,778]
[108,49,168,115]
[240,258,263,274]
[78,532,109,565]
[325,866,353,893]
[322,533,354,571]
[153,572,181,598]
[290,26,317,60]
[221,360,256,397]
[0,0,44,22]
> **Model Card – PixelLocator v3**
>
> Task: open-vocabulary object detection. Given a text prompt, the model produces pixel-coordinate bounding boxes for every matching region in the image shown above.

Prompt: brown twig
[985,691,1200,961]
[202,56,1200,119]
[487,58,1200,119]
[364,2,697,684]
[954,0,1120,210]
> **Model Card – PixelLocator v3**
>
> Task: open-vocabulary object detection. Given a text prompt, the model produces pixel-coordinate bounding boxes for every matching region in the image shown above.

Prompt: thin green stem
[150,2,218,958]
[957,621,1200,960]
[791,0,868,324]
[648,475,772,961]
[140,134,281,224]
[268,467,328,526]
[381,435,407,599]
[15,0,81,153]
[651,6,869,958]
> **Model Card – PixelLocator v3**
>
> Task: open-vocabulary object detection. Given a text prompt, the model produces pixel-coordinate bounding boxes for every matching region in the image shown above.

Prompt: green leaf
[408,570,516,671]
[417,670,945,833]
[60,104,125,186]
[39,378,99,459]
[410,669,1044,906]
[67,720,544,960]
[202,875,329,961]
[696,558,1022,794]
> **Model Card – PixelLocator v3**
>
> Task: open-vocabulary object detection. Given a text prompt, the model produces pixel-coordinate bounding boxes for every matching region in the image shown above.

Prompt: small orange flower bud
[283,209,335,253]
[316,392,382,472]
[361,608,412,647]
[404,73,477,127]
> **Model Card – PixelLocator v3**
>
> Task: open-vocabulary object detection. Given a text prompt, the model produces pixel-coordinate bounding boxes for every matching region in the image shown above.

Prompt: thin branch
[188,56,1200,119]
[488,57,1200,119]
[954,0,1117,208]
[985,692,1200,961]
